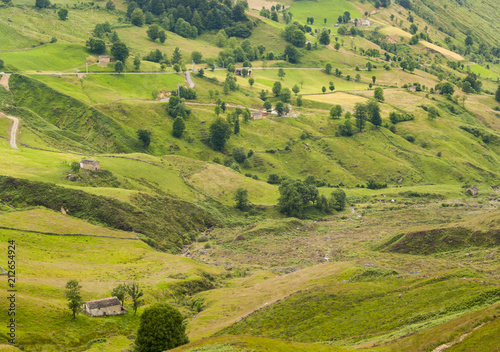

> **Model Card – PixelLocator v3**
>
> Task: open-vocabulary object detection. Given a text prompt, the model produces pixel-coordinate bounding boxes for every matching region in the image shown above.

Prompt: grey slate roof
[85,297,120,309]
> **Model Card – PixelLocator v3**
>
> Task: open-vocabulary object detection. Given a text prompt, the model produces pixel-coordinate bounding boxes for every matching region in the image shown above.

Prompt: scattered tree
[65,280,84,320]
[35,0,50,9]
[114,60,124,74]
[330,104,343,119]
[134,56,141,70]
[322,86,326,93]
[263,100,272,111]
[86,38,106,54]
[275,102,285,116]
[496,85,500,103]
[372,76,376,84]
[147,24,160,41]
[111,42,129,61]
[374,87,384,101]
[131,8,145,26]
[106,0,115,10]
[234,188,250,210]
[57,8,68,20]
[325,63,332,74]
[158,30,166,43]
[135,303,189,352]
[354,102,368,132]
[272,81,282,96]
[278,67,286,80]
[367,100,382,127]
[209,117,232,151]
[249,77,255,87]
[111,284,127,307]
[126,282,144,316]
[292,84,300,95]
[172,117,186,138]
[319,30,330,45]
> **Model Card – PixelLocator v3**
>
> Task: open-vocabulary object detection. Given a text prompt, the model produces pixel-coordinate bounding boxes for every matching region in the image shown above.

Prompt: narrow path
[431,323,486,352]
[0,111,19,149]
[0,73,11,91]
[0,226,139,240]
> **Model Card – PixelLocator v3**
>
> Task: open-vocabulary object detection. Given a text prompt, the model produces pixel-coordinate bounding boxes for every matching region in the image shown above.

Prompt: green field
[0,43,89,72]
[288,0,361,29]
[0,0,500,351]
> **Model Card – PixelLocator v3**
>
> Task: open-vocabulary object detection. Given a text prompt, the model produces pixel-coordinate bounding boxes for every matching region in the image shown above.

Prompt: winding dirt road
[0,112,19,149]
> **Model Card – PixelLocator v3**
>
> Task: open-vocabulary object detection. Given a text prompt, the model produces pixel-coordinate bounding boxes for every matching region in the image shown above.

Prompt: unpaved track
[0,73,10,91]
[0,112,19,149]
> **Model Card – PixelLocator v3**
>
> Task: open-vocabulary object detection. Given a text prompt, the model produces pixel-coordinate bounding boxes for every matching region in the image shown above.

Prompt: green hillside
[0,0,499,351]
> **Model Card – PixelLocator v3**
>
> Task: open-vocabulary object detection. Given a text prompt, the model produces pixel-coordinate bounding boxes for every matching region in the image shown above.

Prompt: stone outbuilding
[82,297,127,317]
[235,68,252,76]
[80,159,100,171]
[98,56,110,67]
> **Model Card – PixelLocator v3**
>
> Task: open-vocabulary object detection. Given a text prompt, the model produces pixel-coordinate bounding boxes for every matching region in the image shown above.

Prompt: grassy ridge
[0,176,217,252]
[216,272,500,344]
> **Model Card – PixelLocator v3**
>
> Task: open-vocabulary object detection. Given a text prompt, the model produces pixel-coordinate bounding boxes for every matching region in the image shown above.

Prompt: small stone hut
[83,297,127,317]
[80,159,100,171]
[97,55,111,66]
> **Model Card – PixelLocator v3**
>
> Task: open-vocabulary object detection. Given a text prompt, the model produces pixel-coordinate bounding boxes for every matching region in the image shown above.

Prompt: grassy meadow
[0,0,499,351]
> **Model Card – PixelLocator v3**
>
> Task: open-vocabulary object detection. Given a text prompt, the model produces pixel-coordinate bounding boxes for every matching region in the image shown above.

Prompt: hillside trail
[0,111,19,149]
[430,323,486,352]
[0,73,10,90]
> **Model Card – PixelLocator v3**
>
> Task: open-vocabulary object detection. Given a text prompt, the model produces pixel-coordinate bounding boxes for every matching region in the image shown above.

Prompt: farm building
[83,297,127,317]
[98,56,110,67]
[408,86,417,93]
[80,159,100,171]
[356,19,371,27]
[235,68,252,76]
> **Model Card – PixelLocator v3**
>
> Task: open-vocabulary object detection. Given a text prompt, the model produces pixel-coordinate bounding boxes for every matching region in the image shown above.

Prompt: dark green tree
[272,81,282,96]
[114,60,124,74]
[330,104,343,119]
[172,117,186,138]
[57,8,68,20]
[209,117,232,151]
[147,24,160,41]
[35,0,50,8]
[135,303,189,352]
[131,8,145,26]
[86,38,106,54]
[374,87,384,101]
[325,63,332,74]
[126,282,144,316]
[234,188,250,210]
[232,147,246,163]
[137,129,151,148]
[233,114,240,134]
[249,77,255,87]
[367,100,382,127]
[465,35,473,46]
[278,67,286,80]
[322,86,326,93]
[495,85,500,103]
[263,100,272,110]
[284,44,300,63]
[158,30,166,43]
[111,284,127,307]
[134,56,141,70]
[106,0,115,10]
[172,47,182,65]
[330,189,346,211]
[319,30,330,45]
[65,280,84,320]
[111,42,129,61]
[275,101,285,116]
[292,84,300,95]
[354,102,368,132]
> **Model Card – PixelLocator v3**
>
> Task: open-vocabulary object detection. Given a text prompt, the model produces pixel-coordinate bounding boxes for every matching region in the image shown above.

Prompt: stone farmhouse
[98,56,110,67]
[80,159,100,171]
[82,297,127,317]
